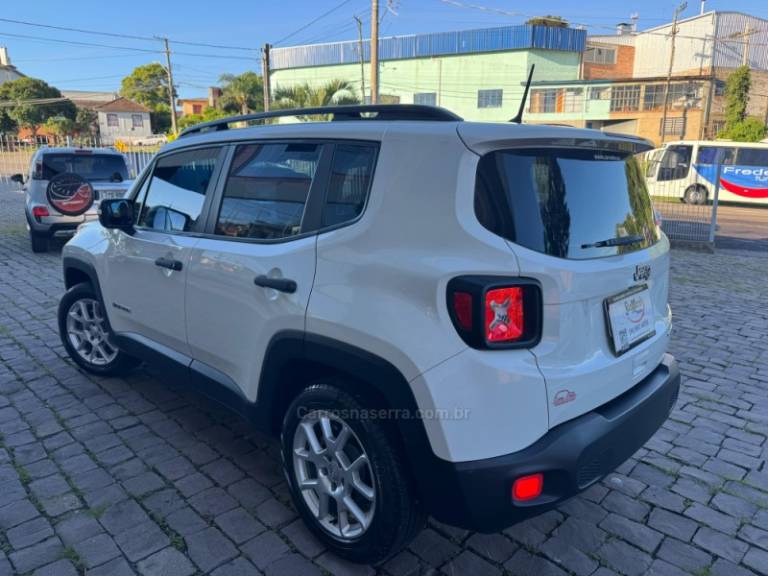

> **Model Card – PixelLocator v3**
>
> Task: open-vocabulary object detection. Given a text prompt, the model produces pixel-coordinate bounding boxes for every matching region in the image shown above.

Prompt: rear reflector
[32,206,50,218]
[452,292,473,331]
[485,287,524,343]
[512,473,543,502]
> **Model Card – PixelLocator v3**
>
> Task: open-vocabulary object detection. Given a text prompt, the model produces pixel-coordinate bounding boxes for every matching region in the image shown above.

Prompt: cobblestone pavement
[1,184,767,576]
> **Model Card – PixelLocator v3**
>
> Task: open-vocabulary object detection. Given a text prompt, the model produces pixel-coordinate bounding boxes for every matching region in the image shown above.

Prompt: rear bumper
[422,354,679,532]
[26,210,96,236]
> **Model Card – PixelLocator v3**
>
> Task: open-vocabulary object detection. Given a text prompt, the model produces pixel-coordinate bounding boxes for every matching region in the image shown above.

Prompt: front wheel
[281,383,424,564]
[58,283,139,375]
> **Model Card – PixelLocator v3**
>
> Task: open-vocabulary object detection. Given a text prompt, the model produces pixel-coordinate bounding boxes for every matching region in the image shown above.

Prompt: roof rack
[178,104,463,138]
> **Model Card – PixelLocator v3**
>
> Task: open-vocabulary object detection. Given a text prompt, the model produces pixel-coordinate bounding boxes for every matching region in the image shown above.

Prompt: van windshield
[475,148,660,260]
[39,153,129,182]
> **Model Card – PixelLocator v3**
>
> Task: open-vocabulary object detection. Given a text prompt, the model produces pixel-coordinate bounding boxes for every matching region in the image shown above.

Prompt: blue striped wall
[271,25,586,70]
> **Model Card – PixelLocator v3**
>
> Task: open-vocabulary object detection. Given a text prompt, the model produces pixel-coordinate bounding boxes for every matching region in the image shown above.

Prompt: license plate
[604,285,656,355]
[98,190,125,200]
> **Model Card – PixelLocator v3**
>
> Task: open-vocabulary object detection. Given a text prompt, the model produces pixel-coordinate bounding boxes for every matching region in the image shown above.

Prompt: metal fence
[0,134,157,186]
[644,150,723,248]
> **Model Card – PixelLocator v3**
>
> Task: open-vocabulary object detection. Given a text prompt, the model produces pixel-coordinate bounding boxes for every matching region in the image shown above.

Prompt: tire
[30,231,48,253]
[684,185,708,205]
[58,283,139,375]
[281,382,425,564]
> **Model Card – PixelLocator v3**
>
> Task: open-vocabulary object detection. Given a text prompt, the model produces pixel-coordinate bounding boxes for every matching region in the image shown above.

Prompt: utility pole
[354,16,367,103]
[162,37,178,135]
[262,44,272,112]
[370,0,379,104]
[741,24,756,67]
[660,1,687,144]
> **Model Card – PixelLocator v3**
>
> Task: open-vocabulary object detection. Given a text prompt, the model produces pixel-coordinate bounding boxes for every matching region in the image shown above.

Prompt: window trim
[197,138,380,245]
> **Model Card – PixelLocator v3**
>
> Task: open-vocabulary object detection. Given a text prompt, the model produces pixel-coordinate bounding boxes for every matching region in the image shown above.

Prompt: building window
[414,92,437,106]
[610,85,640,112]
[667,83,701,108]
[660,117,686,137]
[478,89,503,109]
[529,89,558,113]
[131,114,144,128]
[192,104,203,114]
[643,85,665,110]
[714,80,726,96]
[563,88,584,113]
[106,113,119,127]
[588,87,609,100]
[710,120,726,136]
[584,46,616,65]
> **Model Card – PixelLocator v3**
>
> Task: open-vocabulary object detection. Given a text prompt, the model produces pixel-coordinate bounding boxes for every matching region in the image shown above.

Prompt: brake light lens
[452,292,473,331]
[512,473,544,502]
[32,206,50,218]
[485,287,524,343]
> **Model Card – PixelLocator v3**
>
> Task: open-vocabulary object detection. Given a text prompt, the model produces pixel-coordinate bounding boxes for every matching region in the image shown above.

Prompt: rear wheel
[29,231,48,253]
[281,382,424,564]
[58,283,139,375]
[684,185,708,205]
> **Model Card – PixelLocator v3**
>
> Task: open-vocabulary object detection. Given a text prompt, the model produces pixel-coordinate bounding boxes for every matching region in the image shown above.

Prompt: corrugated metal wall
[271,25,586,70]
[714,13,768,71]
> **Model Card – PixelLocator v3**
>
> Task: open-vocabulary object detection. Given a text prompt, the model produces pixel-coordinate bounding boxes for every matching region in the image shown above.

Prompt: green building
[269,25,586,121]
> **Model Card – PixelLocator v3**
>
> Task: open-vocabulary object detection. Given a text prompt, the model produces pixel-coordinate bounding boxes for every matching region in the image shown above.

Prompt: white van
[645,140,768,205]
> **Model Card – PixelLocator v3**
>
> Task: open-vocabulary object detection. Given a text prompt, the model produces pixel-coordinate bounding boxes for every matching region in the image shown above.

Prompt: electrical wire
[273,0,359,46]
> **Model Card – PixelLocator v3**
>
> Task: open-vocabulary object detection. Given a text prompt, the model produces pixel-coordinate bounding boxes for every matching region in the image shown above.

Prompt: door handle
[254,275,297,294]
[154,257,183,271]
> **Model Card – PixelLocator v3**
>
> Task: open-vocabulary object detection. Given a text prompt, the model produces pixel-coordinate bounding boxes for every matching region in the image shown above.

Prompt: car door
[185,141,338,402]
[102,146,225,357]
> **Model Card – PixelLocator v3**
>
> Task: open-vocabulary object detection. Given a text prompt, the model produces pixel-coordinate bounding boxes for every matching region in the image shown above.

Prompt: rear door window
[322,144,377,227]
[214,143,322,240]
[475,148,659,260]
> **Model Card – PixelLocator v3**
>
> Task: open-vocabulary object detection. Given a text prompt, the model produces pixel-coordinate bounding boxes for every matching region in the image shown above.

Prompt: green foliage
[178,106,230,130]
[724,66,751,128]
[526,15,569,27]
[272,79,360,115]
[44,115,77,137]
[150,108,172,134]
[219,71,264,114]
[75,107,98,134]
[120,63,173,111]
[718,117,766,142]
[0,77,76,134]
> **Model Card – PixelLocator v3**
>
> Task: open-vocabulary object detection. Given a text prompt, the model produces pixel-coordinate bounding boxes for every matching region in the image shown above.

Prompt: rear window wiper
[581,235,644,249]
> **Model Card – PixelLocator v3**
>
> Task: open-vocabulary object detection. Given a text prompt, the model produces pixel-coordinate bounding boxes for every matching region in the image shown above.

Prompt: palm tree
[272,79,359,116]
[219,72,264,115]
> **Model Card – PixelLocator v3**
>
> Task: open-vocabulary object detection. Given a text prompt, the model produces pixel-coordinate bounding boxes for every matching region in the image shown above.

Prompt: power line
[273,0,359,46]
[0,16,258,52]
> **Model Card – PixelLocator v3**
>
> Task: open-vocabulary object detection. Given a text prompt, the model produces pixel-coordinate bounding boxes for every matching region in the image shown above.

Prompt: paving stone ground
[1,183,767,575]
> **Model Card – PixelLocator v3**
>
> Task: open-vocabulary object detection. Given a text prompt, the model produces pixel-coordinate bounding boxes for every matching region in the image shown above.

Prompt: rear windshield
[475,148,659,259]
[38,153,129,182]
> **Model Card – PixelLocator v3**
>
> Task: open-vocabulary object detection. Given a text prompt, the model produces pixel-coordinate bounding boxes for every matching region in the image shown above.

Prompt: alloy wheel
[66,298,118,366]
[292,410,376,541]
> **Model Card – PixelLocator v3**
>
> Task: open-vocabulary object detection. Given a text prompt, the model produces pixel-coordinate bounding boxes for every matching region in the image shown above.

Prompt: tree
[178,106,229,130]
[719,117,766,142]
[74,108,98,135]
[43,115,77,139]
[273,79,360,112]
[120,63,173,111]
[724,65,751,128]
[0,77,76,135]
[526,15,569,27]
[219,72,264,115]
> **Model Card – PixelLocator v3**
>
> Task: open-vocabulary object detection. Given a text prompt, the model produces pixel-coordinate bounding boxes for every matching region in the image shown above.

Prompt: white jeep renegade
[58,105,680,564]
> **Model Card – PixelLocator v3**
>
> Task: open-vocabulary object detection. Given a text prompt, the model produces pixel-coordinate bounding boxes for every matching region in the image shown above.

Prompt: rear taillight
[447,276,541,349]
[32,206,50,219]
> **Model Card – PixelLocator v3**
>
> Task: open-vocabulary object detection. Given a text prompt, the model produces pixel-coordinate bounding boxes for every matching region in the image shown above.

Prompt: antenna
[510,64,535,123]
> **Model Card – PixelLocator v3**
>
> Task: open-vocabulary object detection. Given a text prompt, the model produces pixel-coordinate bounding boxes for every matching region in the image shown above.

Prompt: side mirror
[10,173,24,184]
[99,198,135,232]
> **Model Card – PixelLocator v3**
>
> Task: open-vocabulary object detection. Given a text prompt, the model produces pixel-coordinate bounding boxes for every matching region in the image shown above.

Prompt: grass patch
[84,504,108,519]
[16,465,31,485]
[61,547,86,573]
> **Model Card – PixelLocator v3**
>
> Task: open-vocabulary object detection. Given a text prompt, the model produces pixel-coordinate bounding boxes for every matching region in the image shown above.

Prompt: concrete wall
[270,49,581,121]
[97,112,152,144]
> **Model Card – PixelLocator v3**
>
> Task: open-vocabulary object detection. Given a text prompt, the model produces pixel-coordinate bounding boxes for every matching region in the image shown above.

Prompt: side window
[736,148,768,167]
[215,143,321,240]
[322,144,377,227]
[657,145,692,181]
[696,146,736,166]
[138,147,219,232]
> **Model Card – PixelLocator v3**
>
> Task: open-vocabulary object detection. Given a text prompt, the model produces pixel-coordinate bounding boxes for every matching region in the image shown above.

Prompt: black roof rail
[178,104,463,138]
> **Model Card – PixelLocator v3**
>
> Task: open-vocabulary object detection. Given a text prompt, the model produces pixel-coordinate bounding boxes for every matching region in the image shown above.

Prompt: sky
[2,0,767,99]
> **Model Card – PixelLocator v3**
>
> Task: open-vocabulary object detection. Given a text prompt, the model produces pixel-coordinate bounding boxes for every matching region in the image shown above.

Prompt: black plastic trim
[446,275,542,349]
